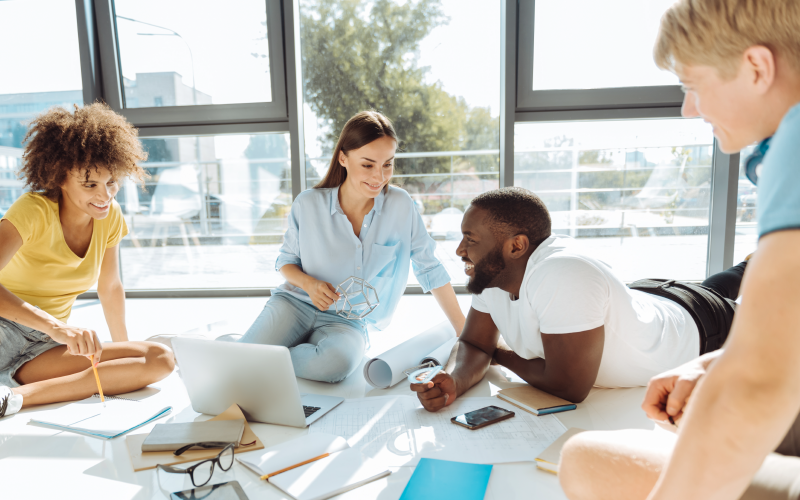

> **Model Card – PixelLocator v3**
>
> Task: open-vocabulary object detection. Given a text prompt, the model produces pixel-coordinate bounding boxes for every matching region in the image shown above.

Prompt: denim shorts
[0,317,62,388]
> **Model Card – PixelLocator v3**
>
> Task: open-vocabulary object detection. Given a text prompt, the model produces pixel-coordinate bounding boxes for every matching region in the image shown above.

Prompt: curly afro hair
[469,187,552,249]
[20,102,147,200]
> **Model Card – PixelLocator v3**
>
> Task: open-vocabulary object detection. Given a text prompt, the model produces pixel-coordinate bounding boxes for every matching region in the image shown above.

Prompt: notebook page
[30,396,171,437]
[269,448,390,500]
[237,433,349,476]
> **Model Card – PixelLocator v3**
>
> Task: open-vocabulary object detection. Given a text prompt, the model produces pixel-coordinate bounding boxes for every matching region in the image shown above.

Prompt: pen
[90,355,106,407]
[260,453,330,480]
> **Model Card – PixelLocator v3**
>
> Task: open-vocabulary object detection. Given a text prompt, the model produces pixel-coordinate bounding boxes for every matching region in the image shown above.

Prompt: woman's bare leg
[559,429,675,500]
[11,341,175,407]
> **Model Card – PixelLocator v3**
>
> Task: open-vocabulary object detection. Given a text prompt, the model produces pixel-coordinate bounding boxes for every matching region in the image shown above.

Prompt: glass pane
[300,0,501,285]
[119,133,291,289]
[0,0,83,212]
[515,119,714,281]
[532,0,679,90]
[114,0,271,108]
[733,145,758,263]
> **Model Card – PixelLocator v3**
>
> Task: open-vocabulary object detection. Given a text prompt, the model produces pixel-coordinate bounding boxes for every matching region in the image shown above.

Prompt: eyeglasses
[156,442,235,487]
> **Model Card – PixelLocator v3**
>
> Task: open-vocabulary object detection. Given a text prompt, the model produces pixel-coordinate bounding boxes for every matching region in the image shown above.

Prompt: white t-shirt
[471,235,700,388]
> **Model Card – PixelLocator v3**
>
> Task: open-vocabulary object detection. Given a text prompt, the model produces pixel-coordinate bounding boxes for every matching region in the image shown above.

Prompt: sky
[0,1,84,94]
[533,0,679,89]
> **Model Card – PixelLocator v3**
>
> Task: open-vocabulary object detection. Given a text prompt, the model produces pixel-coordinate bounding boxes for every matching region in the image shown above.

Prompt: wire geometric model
[335,276,379,320]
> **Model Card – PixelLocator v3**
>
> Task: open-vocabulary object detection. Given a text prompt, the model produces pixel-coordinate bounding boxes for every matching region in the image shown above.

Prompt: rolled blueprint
[364,321,457,389]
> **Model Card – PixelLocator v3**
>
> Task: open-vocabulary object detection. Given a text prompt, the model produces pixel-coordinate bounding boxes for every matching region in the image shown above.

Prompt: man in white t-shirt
[412,187,741,408]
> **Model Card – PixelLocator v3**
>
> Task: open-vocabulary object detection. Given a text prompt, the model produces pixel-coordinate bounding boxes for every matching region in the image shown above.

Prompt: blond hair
[654,0,800,78]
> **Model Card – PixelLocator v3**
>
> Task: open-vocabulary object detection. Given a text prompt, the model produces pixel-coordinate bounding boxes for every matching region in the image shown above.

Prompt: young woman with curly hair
[0,103,174,419]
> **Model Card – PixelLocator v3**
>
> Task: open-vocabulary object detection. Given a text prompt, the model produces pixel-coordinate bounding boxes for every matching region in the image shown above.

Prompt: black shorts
[628,279,737,354]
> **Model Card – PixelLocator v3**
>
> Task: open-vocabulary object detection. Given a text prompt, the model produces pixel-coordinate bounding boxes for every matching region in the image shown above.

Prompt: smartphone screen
[451,405,515,429]
[170,481,248,500]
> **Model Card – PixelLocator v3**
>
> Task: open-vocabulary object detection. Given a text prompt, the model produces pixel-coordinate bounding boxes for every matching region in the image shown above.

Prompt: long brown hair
[314,111,398,189]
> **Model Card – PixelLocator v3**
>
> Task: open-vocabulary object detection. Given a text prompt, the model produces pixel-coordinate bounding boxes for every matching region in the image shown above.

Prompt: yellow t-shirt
[0,192,128,322]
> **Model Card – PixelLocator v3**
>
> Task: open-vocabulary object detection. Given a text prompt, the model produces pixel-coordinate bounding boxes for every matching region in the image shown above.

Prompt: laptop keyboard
[303,405,321,418]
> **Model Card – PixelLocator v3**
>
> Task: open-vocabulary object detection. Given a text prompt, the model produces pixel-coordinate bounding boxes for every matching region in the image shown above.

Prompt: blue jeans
[237,293,366,383]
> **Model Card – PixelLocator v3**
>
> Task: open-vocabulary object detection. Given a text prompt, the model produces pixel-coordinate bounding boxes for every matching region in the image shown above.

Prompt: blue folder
[400,458,493,500]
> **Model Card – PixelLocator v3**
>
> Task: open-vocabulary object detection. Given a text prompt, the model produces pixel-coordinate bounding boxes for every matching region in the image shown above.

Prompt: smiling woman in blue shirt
[233,111,465,383]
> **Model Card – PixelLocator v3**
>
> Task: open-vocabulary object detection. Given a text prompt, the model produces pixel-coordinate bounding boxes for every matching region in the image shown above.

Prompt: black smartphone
[450,405,515,430]
[170,480,249,500]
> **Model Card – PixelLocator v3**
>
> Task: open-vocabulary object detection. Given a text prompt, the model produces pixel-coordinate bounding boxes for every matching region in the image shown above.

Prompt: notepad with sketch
[269,447,390,500]
[238,433,390,500]
[237,433,350,478]
[29,394,172,439]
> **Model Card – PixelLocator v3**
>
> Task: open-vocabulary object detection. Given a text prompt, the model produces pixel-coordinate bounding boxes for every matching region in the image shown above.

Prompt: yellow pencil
[90,355,106,407]
[260,453,330,480]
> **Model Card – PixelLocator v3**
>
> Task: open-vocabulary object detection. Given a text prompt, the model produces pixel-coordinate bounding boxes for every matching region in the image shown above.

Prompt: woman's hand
[303,278,341,311]
[49,325,103,364]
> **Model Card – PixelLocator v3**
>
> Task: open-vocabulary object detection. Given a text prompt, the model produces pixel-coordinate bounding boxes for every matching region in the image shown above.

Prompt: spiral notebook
[29,394,172,439]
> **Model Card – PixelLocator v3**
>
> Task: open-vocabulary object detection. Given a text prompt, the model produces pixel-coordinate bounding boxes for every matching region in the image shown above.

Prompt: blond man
[558,1,800,499]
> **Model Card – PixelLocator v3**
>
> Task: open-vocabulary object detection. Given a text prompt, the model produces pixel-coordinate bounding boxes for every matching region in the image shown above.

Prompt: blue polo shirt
[758,102,800,237]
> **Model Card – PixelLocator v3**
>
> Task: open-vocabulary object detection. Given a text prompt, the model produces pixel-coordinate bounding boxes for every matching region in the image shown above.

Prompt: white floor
[0,296,656,499]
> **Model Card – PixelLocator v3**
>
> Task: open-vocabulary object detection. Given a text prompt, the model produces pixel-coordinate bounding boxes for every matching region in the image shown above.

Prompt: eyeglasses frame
[156,442,236,487]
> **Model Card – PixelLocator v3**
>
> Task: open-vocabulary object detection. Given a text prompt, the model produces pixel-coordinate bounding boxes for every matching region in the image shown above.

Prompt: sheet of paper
[308,396,567,466]
[30,396,171,437]
[363,322,455,389]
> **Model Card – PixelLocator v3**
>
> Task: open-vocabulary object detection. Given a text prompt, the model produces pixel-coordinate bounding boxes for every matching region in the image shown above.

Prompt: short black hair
[469,187,551,248]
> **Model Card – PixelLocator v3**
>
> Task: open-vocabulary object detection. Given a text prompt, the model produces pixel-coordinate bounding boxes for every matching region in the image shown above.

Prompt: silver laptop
[172,337,344,427]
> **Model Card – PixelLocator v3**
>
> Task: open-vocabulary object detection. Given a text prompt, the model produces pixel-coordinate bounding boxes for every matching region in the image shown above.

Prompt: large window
[114,0,272,108]
[0,0,84,214]
[515,119,714,281]
[119,133,291,289]
[2,0,749,294]
[299,0,501,285]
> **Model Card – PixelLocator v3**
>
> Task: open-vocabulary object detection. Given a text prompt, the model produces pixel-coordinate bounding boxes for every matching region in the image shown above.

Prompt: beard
[466,245,506,295]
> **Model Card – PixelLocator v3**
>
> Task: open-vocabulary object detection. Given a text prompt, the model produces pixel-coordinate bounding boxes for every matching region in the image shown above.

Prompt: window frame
[515,0,685,112]
[64,0,743,297]
[93,0,288,128]
[512,0,740,278]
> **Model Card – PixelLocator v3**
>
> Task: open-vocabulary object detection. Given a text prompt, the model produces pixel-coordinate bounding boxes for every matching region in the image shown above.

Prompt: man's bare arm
[649,230,800,500]
[447,307,500,397]
[412,307,500,411]
[493,326,604,403]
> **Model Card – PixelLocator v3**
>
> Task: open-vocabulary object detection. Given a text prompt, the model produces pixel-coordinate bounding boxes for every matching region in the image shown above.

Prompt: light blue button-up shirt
[273,185,452,330]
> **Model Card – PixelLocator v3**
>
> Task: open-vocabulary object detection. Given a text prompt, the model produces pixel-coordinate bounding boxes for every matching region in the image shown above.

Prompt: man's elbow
[546,380,592,404]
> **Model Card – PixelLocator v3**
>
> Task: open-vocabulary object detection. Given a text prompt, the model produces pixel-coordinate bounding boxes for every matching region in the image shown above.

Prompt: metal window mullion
[284,0,306,199]
[75,0,103,104]
[706,140,740,277]
[93,0,124,110]
[499,0,517,188]
[515,106,683,123]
